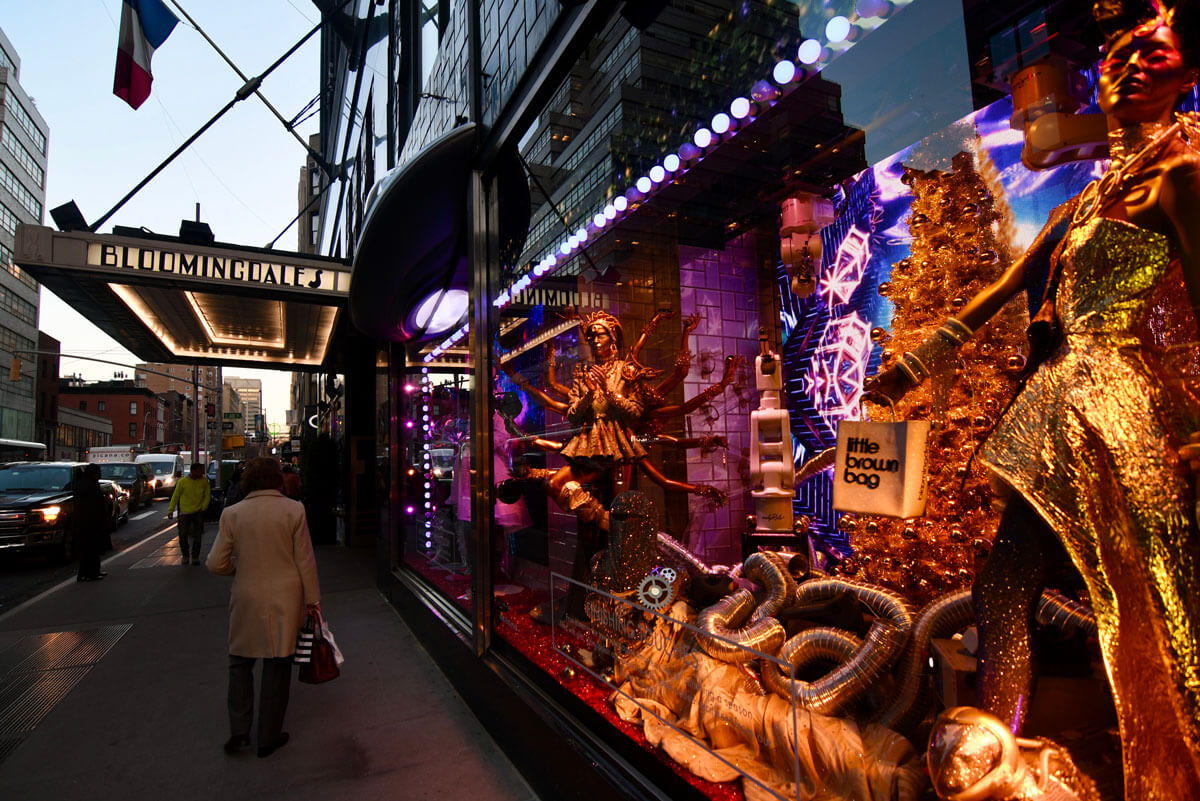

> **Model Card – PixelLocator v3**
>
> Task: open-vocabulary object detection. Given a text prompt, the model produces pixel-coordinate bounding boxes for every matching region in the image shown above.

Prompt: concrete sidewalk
[0,525,537,801]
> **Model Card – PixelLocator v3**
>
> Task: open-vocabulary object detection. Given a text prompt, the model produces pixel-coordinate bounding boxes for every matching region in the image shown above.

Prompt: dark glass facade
[319,2,1164,798]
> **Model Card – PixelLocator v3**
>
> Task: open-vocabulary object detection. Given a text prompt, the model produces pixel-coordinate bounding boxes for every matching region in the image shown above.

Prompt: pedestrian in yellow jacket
[167,462,211,565]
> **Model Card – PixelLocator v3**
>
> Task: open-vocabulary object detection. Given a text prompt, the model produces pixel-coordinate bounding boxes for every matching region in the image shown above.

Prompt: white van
[136,453,186,497]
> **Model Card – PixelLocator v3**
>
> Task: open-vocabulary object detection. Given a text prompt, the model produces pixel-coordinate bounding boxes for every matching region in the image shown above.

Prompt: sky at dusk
[0,0,324,426]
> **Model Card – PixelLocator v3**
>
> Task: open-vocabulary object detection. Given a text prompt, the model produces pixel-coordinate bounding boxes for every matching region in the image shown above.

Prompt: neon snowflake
[819,225,872,311]
[805,312,873,427]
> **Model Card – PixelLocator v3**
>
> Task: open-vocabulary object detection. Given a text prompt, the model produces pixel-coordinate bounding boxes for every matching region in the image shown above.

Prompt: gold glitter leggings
[973,496,1073,733]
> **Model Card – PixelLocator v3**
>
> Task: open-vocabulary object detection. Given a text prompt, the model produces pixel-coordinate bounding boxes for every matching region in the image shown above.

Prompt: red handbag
[295,609,341,684]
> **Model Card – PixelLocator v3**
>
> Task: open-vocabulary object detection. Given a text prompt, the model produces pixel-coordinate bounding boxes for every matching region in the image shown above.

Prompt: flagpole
[89,21,322,234]
[163,0,331,175]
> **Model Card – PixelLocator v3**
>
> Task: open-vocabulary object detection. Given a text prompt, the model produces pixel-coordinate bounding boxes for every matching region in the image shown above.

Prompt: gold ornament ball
[972,537,992,558]
[882,349,896,365]
[870,327,891,344]
[864,520,879,535]
[910,212,930,229]
[560,666,577,680]
[894,258,912,273]
[878,281,892,296]
[838,516,858,533]
[920,259,935,271]
[916,399,933,416]
[962,202,982,218]
[902,526,918,540]
[951,296,967,308]
[978,342,995,357]
[949,527,967,543]
[977,249,999,266]
[1004,353,1027,373]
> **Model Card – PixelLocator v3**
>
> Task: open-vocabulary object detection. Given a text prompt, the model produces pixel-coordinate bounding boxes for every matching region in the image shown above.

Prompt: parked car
[136,454,185,498]
[97,461,155,511]
[100,479,129,528]
[0,461,85,561]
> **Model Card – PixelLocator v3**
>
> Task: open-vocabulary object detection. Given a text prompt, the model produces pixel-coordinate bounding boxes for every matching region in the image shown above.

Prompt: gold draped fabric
[612,604,926,800]
[981,217,1200,800]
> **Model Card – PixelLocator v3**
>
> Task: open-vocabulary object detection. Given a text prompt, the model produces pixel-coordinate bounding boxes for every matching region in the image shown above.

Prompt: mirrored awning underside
[14,225,350,371]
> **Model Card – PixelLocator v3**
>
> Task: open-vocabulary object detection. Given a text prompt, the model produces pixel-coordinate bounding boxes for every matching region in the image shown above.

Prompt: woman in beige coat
[206,456,321,758]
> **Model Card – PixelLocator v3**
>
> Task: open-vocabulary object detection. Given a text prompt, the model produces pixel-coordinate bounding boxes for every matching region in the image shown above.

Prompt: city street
[0,497,178,616]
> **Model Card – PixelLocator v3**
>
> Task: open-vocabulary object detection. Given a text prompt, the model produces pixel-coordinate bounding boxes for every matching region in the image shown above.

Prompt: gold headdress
[579,310,625,346]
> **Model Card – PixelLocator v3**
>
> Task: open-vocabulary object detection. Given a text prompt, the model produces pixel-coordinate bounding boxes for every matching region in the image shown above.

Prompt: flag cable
[163,0,331,175]
[89,19,322,233]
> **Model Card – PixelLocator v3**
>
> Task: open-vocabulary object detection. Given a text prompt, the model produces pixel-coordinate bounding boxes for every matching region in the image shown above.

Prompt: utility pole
[192,365,200,463]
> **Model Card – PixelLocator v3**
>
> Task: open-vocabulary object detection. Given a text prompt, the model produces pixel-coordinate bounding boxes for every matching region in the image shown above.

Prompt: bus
[0,438,47,463]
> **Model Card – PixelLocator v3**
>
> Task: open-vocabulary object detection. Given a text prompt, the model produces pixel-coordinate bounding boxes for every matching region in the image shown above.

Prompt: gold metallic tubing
[763,625,896,715]
[755,550,810,578]
[1035,590,1097,636]
[655,531,735,576]
[794,577,916,634]
[764,623,906,716]
[695,588,786,663]
[873,589,975,732]
[745,551,799,623]
[754,577,914,715]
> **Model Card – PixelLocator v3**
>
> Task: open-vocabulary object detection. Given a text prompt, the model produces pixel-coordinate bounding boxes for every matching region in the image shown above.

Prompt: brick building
[58,379,164,449]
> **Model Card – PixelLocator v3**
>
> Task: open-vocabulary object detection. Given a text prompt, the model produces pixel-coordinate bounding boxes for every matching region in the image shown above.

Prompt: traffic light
[8,356,20,382]
[205,403,216,416]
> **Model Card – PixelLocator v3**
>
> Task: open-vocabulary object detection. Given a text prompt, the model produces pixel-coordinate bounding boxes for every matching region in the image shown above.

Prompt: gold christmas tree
[837,148,1029,606]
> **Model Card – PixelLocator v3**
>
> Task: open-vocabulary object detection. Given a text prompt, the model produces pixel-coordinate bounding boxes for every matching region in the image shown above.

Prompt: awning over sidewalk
[14,224,350,371]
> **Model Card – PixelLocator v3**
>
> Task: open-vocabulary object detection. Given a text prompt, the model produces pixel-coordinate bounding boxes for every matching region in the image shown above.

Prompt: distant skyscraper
[225,377,263,433]
[0,26,47,441]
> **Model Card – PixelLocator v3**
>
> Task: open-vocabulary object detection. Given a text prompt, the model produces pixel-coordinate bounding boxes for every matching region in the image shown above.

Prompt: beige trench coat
[206,489,321,658]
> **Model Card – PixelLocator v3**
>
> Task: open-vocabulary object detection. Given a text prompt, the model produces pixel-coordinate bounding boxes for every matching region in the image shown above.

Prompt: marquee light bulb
[636,176,653,193]
[693,128,713,148]
[826,15,852,43]
[663,153,681,172]
[711,112,732,134]
[772,60,798,84]
[649,165,666,183]
[798,39,822,65]
[730,96,752,119]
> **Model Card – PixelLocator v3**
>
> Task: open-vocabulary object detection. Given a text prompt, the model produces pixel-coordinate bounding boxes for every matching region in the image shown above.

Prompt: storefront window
[398,364,474,614]
[385,0,1189,797]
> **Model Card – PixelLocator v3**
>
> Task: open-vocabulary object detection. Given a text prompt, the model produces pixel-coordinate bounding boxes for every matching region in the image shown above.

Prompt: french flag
[113,0,179,110]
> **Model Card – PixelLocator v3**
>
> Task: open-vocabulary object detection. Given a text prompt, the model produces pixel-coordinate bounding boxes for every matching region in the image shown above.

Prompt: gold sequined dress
[981,216,1200,799]
[560,358,651,464]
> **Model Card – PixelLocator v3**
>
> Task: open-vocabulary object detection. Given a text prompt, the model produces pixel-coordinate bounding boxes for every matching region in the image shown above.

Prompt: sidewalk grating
[0,625,131,765]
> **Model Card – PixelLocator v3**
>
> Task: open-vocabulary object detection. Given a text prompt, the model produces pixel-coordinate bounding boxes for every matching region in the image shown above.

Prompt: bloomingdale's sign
[86,242,351,296]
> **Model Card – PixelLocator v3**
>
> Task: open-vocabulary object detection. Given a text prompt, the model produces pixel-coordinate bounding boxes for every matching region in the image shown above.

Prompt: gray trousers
[227,654,292,746]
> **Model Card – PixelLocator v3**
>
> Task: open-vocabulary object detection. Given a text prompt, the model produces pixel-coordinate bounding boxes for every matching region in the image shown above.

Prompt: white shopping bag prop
[832,419,930,518]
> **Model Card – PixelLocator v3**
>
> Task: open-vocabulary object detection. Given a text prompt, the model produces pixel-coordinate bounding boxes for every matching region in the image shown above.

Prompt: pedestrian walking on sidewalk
[74,463,110,582]
[206,456,322,758]
[167,462,211,565]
